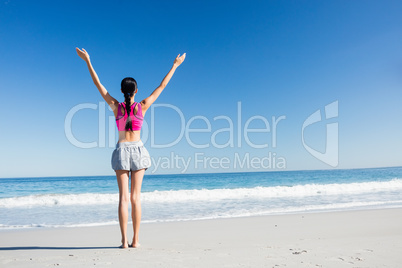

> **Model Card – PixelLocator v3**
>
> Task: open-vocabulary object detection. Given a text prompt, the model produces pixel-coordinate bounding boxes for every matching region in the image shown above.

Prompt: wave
[1,200,402,229]
[1,178,402,208]
[0,221,119,230]
[0,193,119,208]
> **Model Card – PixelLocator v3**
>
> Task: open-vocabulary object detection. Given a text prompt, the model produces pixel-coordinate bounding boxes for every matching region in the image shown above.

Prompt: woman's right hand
[173,53,186,67]
[76,47,90,62]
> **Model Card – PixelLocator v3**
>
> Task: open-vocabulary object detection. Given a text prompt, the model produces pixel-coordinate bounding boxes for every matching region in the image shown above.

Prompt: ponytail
[124,92,133,131]
[121,77,137,131]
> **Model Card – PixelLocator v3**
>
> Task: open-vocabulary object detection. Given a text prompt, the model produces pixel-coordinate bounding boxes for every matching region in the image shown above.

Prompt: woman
[76,47,186,248]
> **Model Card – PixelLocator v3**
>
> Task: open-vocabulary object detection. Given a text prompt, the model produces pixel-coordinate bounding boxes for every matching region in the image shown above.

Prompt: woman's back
[115,101,144,143]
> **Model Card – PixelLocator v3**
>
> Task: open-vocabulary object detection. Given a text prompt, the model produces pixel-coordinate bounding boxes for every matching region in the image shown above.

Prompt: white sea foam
[0,221,120,230]
[1,200,401,229]
[1,178,401,208]
[0,193,118,208]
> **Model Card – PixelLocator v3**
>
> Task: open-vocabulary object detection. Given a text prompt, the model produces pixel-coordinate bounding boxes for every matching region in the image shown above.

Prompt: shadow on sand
[0,246,118,250]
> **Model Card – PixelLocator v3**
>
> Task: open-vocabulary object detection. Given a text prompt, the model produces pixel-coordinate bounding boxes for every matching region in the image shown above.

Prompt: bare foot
[119,244,129,249]
[130,242,141,248]
[120,240,129,249]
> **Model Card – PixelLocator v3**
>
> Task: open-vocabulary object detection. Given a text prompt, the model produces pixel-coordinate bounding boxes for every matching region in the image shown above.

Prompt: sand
[1,208,402,267]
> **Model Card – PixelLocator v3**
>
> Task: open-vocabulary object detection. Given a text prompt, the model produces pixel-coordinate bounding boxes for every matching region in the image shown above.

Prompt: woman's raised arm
[141,53,186,112]
[76,47,118,110]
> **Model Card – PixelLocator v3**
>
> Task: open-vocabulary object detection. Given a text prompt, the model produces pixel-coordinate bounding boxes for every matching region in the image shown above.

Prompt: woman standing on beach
[76,48,186,248]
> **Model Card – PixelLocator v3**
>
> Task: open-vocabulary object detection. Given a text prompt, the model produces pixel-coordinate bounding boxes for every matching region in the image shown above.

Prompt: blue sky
[1,0,401,177]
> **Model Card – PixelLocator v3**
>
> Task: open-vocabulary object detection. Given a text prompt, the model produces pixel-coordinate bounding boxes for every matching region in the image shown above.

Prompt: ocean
[1,167,402,230]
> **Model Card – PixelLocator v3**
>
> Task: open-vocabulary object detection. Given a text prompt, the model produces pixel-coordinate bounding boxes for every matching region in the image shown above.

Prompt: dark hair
[121,77,137,131]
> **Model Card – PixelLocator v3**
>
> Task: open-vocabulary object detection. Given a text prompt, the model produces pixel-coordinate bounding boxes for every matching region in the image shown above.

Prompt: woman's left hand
[76,47,90,62]
[173,53,186,67]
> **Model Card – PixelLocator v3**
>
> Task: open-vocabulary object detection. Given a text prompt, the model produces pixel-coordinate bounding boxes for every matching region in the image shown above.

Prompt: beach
[1,207,401,267]
[2,1,402,267]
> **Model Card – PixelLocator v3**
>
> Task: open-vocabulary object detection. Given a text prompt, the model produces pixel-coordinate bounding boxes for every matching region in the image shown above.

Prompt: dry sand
[1,208,402,267]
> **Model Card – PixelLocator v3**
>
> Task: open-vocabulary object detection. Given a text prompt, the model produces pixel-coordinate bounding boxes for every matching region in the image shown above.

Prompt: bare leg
[116,170,130,248]
[130,168,145,248]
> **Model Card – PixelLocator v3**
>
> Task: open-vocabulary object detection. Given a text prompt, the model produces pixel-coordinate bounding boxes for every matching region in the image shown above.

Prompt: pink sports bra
[116,102,144,131]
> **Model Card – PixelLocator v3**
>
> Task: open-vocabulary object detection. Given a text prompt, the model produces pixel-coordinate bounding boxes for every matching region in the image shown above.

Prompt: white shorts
[111,140,151,171]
